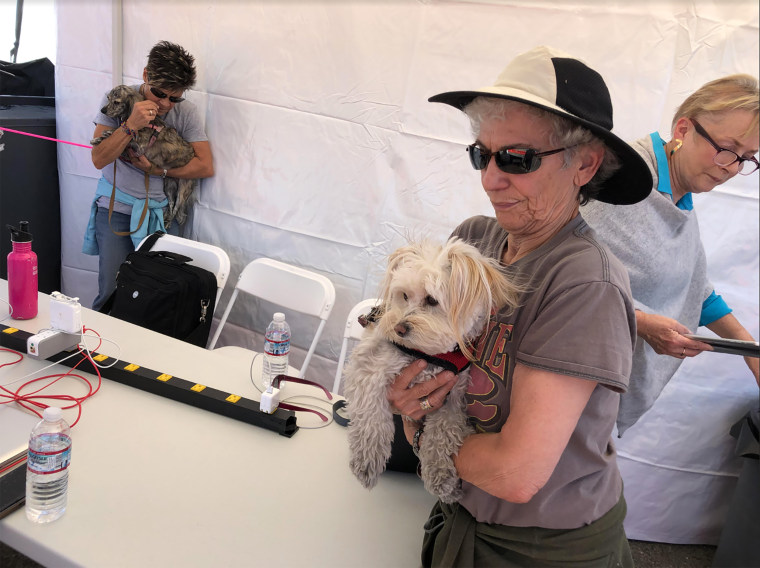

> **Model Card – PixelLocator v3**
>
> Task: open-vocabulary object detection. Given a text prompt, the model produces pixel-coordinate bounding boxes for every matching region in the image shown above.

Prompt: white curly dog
[344,238,519,503]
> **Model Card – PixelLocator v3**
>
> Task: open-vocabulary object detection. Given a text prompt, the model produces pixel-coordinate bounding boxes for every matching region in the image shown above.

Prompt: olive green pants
[421,494,633,568]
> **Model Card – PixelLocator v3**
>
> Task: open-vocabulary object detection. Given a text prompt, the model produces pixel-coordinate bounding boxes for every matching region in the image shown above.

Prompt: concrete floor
[2,538,717,567]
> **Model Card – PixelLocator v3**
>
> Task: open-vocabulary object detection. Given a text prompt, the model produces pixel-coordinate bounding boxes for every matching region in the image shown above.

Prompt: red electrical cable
[0,327,104,427]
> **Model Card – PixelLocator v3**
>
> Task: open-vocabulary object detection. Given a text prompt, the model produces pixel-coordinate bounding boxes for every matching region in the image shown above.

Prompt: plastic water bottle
[263,312,290,390]
[7,221,38,320]
[26,407,71,523]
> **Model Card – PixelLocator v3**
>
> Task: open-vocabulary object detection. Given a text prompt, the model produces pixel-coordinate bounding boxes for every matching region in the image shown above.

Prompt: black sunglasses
[149,85,185,104]
[467,144,566,174]
[691,119,759,175]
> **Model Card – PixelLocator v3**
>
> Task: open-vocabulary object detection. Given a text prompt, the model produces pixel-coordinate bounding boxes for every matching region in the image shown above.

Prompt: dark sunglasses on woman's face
[467,144,567,174]
[149,85,185,104]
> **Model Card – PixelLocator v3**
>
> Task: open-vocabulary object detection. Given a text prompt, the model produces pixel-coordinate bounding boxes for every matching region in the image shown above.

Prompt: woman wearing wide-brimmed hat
[386,46,652,566]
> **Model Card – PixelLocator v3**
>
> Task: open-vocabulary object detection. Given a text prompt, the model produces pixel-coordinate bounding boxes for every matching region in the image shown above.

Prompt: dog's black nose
[394,322,409,337]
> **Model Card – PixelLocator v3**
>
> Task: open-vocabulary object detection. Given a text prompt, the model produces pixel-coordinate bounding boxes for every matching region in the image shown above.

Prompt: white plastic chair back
[332,298,381,393]
[136,233,231,313]
[208,258,336,379]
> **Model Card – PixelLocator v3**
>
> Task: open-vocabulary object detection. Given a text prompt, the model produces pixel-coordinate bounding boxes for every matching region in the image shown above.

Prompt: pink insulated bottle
[7,221,38,319]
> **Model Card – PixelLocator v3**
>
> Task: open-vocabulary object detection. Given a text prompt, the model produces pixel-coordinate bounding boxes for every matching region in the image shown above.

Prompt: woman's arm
[635,309,712,358]
[168,140,214,179]
[128,140,214,179]
[452,363,596,503]
[91,123,134,170]
[706,313,760,385]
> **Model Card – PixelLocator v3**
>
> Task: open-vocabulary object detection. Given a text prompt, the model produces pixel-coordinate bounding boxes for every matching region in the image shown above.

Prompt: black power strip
[0,324,298,437]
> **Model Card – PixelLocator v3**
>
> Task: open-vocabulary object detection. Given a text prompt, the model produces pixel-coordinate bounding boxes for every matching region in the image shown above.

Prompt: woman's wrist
[120,121,137,138]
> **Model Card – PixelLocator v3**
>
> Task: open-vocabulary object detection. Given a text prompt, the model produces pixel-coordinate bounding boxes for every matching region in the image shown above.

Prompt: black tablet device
[684,334,760,358]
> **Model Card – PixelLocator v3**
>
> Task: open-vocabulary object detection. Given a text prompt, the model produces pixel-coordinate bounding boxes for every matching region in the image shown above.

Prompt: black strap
[390,342,471,375]
[138,230,165,252]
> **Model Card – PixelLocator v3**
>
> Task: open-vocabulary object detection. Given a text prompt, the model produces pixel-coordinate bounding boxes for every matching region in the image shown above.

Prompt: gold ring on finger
[420,397,433,411]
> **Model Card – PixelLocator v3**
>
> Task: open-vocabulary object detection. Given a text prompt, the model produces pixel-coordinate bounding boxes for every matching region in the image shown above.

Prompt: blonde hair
[672,74,759,136]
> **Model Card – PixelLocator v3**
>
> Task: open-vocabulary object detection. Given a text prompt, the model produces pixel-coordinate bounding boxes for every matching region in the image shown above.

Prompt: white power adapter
[49,292,82,334]
[27,329,81,359]
[259,387,281,414]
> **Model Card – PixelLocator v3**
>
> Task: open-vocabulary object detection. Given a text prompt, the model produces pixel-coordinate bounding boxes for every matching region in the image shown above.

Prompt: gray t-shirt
[452,214,635,529]
[93,84,208,214]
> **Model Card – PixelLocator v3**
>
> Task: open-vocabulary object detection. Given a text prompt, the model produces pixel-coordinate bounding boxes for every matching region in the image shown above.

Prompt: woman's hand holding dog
[125,151,160,175]
[126,99,160,131]
[388,360,457,441]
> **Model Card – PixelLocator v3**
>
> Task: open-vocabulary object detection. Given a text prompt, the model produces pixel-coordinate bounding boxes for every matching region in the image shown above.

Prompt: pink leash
[0,125,93,149]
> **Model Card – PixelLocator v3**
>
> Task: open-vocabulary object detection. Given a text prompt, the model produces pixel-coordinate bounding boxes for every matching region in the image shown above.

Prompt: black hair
[145,40,196,91]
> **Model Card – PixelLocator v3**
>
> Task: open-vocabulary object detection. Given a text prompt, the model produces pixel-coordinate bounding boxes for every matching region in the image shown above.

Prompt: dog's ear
[106,85,140,123]
[445,238,521,356]
[378,244,419,304]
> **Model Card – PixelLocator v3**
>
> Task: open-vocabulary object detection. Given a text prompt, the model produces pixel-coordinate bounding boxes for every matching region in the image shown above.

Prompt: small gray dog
[344,238,520,503]
[91,84,197,229]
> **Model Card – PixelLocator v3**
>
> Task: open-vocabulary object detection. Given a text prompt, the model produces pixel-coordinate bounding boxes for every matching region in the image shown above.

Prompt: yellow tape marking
[226,394,241,403]
[93,354,109,362]
[156,374,172,382]
[2,327,19,334]
[124,363,140,371]
[191,384,206,392]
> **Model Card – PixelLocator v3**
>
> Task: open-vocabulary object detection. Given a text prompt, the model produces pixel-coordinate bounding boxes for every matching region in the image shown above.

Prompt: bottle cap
[273,312,285,322]
[42,407,63,422]
[7,221,33,243]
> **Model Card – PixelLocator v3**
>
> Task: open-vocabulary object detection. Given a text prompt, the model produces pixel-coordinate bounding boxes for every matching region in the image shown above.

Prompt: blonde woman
[582,74,759,435]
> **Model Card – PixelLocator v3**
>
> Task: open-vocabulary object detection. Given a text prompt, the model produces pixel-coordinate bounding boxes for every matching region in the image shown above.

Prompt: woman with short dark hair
[84,40,214,310]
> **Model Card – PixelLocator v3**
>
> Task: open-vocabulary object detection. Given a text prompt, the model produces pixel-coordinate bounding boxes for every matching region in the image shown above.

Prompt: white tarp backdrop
[52,0,757,545]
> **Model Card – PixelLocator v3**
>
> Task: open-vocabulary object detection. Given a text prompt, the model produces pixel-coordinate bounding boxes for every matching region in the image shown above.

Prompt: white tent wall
[52,0,757,545]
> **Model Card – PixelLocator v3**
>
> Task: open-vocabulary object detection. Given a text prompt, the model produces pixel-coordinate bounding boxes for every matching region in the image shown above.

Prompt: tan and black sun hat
[429,45,652,205]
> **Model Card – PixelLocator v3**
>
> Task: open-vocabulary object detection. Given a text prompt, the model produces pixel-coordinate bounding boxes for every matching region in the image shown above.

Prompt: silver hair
[464,97,620,204]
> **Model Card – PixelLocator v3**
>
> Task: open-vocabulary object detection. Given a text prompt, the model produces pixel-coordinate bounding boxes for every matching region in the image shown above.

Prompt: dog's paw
[436,481,464,504]
[349,456,381,490]
[427,476,464,503]
[421,460,464,503]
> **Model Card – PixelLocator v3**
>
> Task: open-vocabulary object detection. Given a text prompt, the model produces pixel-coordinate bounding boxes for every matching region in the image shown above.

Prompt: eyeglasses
[691,119,759,175]
[467,144,566,174]
[149,85,185,104]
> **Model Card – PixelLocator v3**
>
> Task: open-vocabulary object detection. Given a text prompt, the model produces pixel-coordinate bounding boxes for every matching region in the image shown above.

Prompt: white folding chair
[208,258,336,379]
[332,298,381,393]
[136,233,231,313]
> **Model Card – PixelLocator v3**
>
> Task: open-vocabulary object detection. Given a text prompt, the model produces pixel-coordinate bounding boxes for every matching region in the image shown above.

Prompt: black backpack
[101,232,217,347]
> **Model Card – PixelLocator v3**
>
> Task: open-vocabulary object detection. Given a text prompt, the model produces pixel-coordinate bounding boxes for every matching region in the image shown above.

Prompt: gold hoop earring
[670,139,683,156]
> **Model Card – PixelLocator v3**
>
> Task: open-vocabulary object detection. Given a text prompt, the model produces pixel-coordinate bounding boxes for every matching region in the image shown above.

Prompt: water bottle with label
[262,312,290,390]
[26,407,72,523]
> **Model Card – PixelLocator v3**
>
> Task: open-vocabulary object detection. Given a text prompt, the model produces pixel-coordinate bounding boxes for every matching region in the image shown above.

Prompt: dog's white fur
[344,238,520,503]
